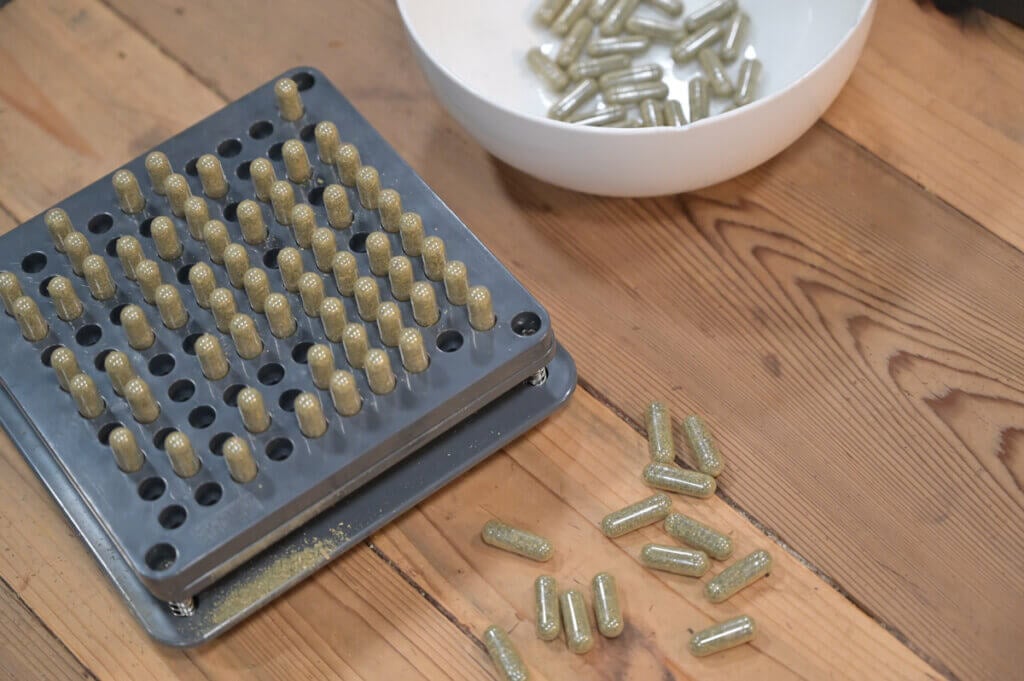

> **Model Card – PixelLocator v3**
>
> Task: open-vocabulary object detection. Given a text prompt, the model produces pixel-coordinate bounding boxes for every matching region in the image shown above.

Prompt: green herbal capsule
[648,0,683,16]
[526,47,570,92]
[640,98,664,127]
[689,615,756,657]
[591,572,624,638]
[664,99,688,126]
[664,512,733,560]
[548,79,600,120]
[683,414,723,476]
[643,463,716,498]
[645,401,675,462]
[697,48,734,96]
[567,53,631,80]
[720,11,749,62]
[559,590,594,654]
[601,492,672,537]
[671,22,723,63]
[587,35,651,57]
[482,626,530,681]
[734,57,762,106]
[624,16,685,42]
[604,81,669,105]
[556,17,594,68]
[535,0,569,26]
[640,544,709,577]
[551,0,590,35]
[600,0,641,36]
[534,575,561,641]
[481,520,553,561]
[685,0,738,32]
[599,63,663,89]
[688,77,710,122]
[705,549,772,602]
[568,106,628,126]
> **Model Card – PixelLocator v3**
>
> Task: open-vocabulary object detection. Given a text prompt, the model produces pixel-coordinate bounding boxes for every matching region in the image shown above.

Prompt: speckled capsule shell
[50,347,79,391]
[534,575,561,641]
[223,244,250,289]
[704,550,772,603]
[274,78,304,121]
[527,47,569,92]
[120,304,155,350]
[342,324,369,369]
[443,260,469,305]
[163,173,191,218]
[223,436,258,483]
[109,427,144,473]
[323,184,353,228]
[410,282,439,327]
[355,166,381,209]
[282,140,312,184]
[377,189,403,232]
[298,272,326,318]
[319,297,347,342]
[209,287,237,333]
[559,590,594,654]
[164,431,199,478]
[145,152,172,196]
[134,259,163,305]
[398,327,430,373]
[69,374,104,419]
[399,212,425,256]
[329,370,362,417]
[47,276,83,321]
[307,343,335,389]
[644,401,675,462]
[642,463,716,498]
[364,349,396,395]
[376,302,403,347]
[311,228,336,273]
[150,216,183,260]
[314,121,340,163]
[264,293,296,338]
[249,158,277,203]
[13,296,48,341]
[664,512,733,560]
[689,615,756,657]
[270,181,296,225]
[237,387,270,434]
[203,220,230,265]
[103,351,135,396]
[482,626,530,681]
[295,392,328,438]
[592,572,624,638]
[277,247,304,293]
[237,199,268,244]
[683,414,724,477]
[116,235,143,281]
[196,154,228,199]
[290,204,317,249]
[189,261,216,308]
[640,544,710,577]
[600,492,672,537]
[63,232,91,276]
[331,251,359,296]
[229,313,263,359]
[481,519,553,562]
[155,284,189,329]
[672,22,724,63]
[82,255,116,300]
[467,285,495,331]
[112,169,146,214]
[0,272,22,314]
[366,232,392,276]
[124,376,160,424]
[44,208,72,252]
[335,143,361,186]
[354,276,381,321]
[184,196,211,240]
[684,0,738,31]
[421,236,446,281]
[600,0,640,36]
[195,333,229,380]
[388,256,414,301]
[548,78,599,120]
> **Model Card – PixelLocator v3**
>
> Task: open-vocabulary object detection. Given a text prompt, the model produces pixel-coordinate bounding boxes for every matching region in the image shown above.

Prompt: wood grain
[824,0,1024,250]
[89,1,1024,678]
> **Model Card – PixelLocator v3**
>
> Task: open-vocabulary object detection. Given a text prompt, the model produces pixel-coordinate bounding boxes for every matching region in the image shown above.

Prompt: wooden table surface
[1,1,1021,679]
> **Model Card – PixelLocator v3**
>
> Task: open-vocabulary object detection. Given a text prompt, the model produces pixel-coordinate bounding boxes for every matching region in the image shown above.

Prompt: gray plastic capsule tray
[0,67,568,618]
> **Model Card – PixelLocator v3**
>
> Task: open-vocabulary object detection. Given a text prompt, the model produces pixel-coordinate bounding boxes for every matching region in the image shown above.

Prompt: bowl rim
[396,0,876,135]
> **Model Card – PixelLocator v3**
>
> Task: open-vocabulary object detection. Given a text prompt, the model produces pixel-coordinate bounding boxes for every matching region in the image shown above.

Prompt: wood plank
[823,0,1024,251]
[90,3,1024,679]
[371,389,942,680]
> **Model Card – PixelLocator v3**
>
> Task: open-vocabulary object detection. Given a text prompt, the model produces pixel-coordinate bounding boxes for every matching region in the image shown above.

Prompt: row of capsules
[529,0,762,127]
[472,403,770,679]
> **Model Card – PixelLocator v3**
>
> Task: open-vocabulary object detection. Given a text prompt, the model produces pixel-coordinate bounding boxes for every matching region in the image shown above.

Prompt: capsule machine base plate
[0,345,574,646]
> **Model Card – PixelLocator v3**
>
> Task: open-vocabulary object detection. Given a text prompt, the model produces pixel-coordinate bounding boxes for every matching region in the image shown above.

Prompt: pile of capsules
[528,0,762,127]
[478,403,771,679]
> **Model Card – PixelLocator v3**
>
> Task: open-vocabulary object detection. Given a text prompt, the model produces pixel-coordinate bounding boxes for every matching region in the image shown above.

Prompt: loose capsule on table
[587,35,650,57]
[685,0,738,32]
[551,0,589,35]
[600,492,672,538]
[671,23,724,63]
[555,17,594,68]
[548,79,599,121]
[720,11,749,63]
[644,401,675,462]
[559,589,594,654]
[604,81,669,105]
[689,614,756,657]
[705,549,772,603]
[734,57,762,107]
[600,0,640,36]
[624,16,685,42]
[589,0,616,19]
[643,462,716,498]
[697,48,734,97]
[567,53,630,80]
[528,46,569,91]
[534,575,561,641]
[480,519,553,562]
[591,572,624,638]
[640,544,710,577]
[482,626,530,681]
[683,414,724,476]
[664,512,733,560]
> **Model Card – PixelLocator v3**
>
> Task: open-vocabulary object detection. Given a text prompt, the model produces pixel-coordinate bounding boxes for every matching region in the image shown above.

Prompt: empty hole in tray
[299,124,316,142]
[248,121,274,139]
[138,477,166,501]
[110,304,128,325]
[153,427,175,450]
[94,348,115,371]
[144,543,176,571]
[75,324,102,346]
[138,217,154,238]
[88,213,113,234]
[291,71,315,90]
[168,379,195,402]
[266,437,294,461]
[39,344,61,366]
[148,353,175,376]
[185,157,199,176]
[97,421,122,445]
[21,252,47,273]
[223,202,239,222]
[308,186,324,205]
[182,333,202,355]
[348,232,369,253]
[436,330,464,353]
[188,405,216,429]
[176,263,193,284]
[218,138,242,158]
[105,237,120,256]
[267,142,284,161]
[222,383,245,406]
[511,311,542,337]
[278,389,301,412]
[257,362,285,385]
[38,275,56,297]
[158,505,187,530]
[291,341,313,364]
[263,248,281,269]
[208,432,232,456]
[194,481,222,506]
[235,161,252,180]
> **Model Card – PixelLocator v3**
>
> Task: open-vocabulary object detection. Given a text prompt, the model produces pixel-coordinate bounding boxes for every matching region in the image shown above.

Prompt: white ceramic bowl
[397,0,876,196]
